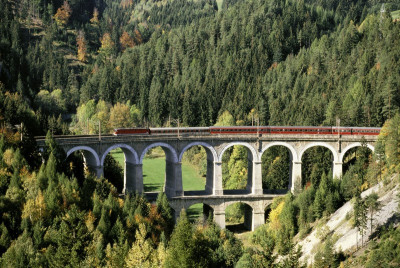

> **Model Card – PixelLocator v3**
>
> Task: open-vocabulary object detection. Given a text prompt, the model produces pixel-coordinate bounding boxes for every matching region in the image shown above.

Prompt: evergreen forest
[1,0,400,266]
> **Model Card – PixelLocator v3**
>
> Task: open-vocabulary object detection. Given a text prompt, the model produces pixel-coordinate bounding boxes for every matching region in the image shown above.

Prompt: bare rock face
[298,179,399,266]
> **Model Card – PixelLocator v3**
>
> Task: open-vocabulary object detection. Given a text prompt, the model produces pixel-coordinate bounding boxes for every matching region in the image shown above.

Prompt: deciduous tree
[125,223,155,267]
[90,7,99,25]
[76,30,87,62]
[54,1,71,26]
[99,33,115,60]
[109,102,131,129]
[120,31,135,52]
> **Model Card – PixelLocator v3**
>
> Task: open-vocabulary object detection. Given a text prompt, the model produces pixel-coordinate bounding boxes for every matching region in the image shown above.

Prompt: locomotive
[113,126,381,136]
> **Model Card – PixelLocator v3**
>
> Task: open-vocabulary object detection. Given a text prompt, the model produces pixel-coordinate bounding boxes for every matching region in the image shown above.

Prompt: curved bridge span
[36,129,378,230]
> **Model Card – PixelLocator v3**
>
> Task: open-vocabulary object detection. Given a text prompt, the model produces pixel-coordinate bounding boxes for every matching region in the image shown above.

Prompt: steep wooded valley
[1,0,400,266]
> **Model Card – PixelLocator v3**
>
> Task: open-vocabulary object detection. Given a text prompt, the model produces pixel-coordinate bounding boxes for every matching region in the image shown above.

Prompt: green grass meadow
[111,148,205,221]
[392,10,400,20]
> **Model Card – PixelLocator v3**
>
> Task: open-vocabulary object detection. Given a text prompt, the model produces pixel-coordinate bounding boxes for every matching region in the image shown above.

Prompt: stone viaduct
[36,132,377,231]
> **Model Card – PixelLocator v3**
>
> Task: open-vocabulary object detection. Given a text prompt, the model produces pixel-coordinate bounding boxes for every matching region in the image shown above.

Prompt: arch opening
[142,146,167,192]
[103,149,124,192]
[301,146,334,188]
[187,203,214,223]
[225,202,253,232]
[180,145,210,195]
[341,144,374,199]
[261,145,291,192]
[101,145,139,194]
[264,204,272,223]
[65,151,86,184]
[221,144,254,194]
[65,146,101,184]
[141,143,180,197]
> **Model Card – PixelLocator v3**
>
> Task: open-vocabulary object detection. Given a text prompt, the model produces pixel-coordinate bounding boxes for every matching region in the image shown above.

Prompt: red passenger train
[113,126,381,136]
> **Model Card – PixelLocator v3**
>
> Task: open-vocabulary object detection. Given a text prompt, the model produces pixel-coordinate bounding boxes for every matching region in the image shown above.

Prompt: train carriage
[150,127,210,136]
[349,127,381,135]
[113,128,150,135]
[268,126,333,135]
[209,126,260,134]
[112,126,381,136]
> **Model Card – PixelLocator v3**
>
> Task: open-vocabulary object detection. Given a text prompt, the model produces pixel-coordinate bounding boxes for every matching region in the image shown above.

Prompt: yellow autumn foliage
[268,201,285,231]
[22,190,47,223]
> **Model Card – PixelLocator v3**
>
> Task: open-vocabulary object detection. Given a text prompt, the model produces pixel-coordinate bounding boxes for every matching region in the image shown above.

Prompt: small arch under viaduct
[37,132,377,231]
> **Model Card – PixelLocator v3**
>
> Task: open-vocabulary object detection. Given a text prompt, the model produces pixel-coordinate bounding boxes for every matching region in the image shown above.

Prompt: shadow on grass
[187,204,203,223]
[144,183,164,192]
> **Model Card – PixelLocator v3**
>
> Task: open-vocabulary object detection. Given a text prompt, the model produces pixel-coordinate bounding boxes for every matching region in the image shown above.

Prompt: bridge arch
[139,142,179,164]
[261,142,298,161]
[179,142,217,162]
[179,142,218,194]
[66,146,100,166]
[224,201,256,231]
[218,142,259,193]
[218,142,258,162]
[299,142,339,163]
[224,200,255,210]
[183,200,216,210]
[340,143,375,163]
[100,144,139,166]
[140,142,180,197]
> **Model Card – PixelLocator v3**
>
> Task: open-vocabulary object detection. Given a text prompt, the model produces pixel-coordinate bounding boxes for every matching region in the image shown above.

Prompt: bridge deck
[36,133,377,146]
[145,190,287,201]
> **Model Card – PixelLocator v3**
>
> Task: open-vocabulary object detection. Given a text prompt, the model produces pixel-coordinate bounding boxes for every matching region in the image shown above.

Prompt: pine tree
[313,237,337,267]
[0,231,36,267]
[45,153,57,184]
[164,210,195,267]
[0,135,5,166]
[313,188,324,219]
[97,207,111,241]
[156,192,173,236]
[365,192,381,234]
[0,223,11,254]
[353,194,367,248]
[37,163,48,190]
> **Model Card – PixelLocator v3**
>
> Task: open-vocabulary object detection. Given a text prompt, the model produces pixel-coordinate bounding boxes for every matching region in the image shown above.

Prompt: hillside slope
[298,177,399,265]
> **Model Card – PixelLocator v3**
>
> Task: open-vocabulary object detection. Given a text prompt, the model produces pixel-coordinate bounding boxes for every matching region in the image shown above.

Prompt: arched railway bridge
[35,127,378,230]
